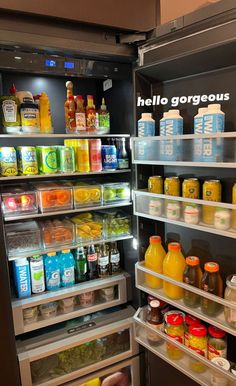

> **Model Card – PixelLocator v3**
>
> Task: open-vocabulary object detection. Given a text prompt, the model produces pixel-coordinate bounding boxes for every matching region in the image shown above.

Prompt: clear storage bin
[71,212,104,243]
[5,221,41,254]
[33,182,73,213]
[73,183,102,208]
[1,184,38,217]
[103,182,130,204]
[101,210,131,238]
[40,219,75,248]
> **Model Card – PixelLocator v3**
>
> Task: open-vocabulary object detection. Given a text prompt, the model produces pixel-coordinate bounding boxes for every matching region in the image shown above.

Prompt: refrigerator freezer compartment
[12,273,128,335]
[65,356,140,386]
[5,221,41,254]
[17,306,138,386]
[103,183,131,204]
[40,219,75,248]
[131,133,236,167]
[73,184,103,208]
[135,261,236,337]
[133,190,236,239]
[34,182,73,213]
[1,184,38,217]
[134,306,236,386]
[71,213,104,243]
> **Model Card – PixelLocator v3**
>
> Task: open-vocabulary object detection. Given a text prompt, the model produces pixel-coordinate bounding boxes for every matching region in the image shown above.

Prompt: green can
[16,146,38,175]
[56,146,75,173]
[36,146,57,174]
[0,147,18,176]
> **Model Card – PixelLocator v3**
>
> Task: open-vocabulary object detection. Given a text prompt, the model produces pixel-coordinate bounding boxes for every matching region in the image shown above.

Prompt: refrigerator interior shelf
[132,160,236,168]
[0,134,131,138]
[134,306,236,384]
[7,234,134,261]
[0,169,131,182]
[131,132,236,141]
[12,272,129,335]
[135,262,236,337]
[5,201,132,221]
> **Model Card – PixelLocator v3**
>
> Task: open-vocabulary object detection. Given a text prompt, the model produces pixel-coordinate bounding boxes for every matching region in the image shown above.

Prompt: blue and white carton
[137,113,155,160]
[13,258,31,298]
[160,110,183,161]
[202,104,225,162]
[193,107,208,162]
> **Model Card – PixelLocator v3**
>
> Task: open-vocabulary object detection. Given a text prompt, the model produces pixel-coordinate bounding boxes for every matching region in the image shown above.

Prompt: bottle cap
[168,109,180,114]
[168,242,181,251]
[186,256,199,266]
[211,357,230,371]
[68,95,74,100]
[149,235,161,244]
[166,312,184,325]
[189,325,207,337]
[9,84,17,95]
[198,107,208,114]
[141,113,152,119]
[163,112,169,118]
[204,262,219,272]
[150,300,160,308]
[208,325,226,339]
[62,250,70,253]
[208,103,221,110]
[76,95,83,100]
[185,314,200,326]
[47,252,56,257]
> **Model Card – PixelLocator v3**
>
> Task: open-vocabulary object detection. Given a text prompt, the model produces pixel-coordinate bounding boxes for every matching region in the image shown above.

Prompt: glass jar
[183,256,203,308]
[165,311,185,360]
[214,208,231,230]
[148,198,162,216]
[188,325,207,373]
[166,201,181,220]
[184,204,200,225]
[184,314,201,347]
[208,326,227,360]
[224,274,236,328]
[210,357,230,386]
[201,262,223,317]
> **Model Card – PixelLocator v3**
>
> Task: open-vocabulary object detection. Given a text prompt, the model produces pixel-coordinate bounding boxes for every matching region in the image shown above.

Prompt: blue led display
[45,59,57,67]
[64,61,75,69]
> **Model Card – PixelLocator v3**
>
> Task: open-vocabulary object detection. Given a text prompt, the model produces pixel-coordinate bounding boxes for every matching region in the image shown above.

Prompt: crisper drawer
[134,307,236,386]
[63,356,140,386]
[12,273,129,335]
[17,306,138,386]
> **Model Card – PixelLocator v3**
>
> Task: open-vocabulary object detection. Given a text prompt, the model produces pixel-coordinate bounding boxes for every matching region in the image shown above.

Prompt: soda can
[202,179,221,225]
[164,177,180,196]
[148,176,163,194]
[89,139,102,172]
[36,146,58,174]
[182,178,200,199]
[56,146,75,173]
[101,145,118,170]
[16,146,38,175]
[76,139,90,172]
[0,147,18,176]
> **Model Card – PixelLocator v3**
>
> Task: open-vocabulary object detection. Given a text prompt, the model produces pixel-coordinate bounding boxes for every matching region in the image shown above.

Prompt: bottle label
[2,99,17,122]
[87,253,97,262]
[189,345,206,357]
[62,267,75,285]
[160,118,183,161]
[118,158,129,169]
[194,116,203,161]
[202,113,224,162]
[99,113,110,129]
[138,121,155,137]
[99,256,109,266]
[86,112,96,129]
[110,253,120,264]
[30,263,45,293]
[147,321,162,343]
[75,112,86,131]
[208,344,226,360]
[46,270,60,289]
[17,265,30,295]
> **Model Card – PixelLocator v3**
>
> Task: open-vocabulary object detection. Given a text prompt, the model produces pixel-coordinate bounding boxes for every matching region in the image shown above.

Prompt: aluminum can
[182,178,200,199]
[89,139,102,172]
[36,146,57,174]
[76,139,90,172]
[56,146,75,173]
[164,177,180,196]
[148,176,163,194]
[202,179,221,224]
[0,147,18,176]
[101,145,118,170]
[16,146,38,175]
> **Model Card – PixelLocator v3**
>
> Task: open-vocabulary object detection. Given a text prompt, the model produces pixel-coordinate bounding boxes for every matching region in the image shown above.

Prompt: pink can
[89,139,102,171]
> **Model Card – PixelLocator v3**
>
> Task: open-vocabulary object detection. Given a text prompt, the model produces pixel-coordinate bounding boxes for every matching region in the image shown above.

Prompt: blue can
[102,145,118,170]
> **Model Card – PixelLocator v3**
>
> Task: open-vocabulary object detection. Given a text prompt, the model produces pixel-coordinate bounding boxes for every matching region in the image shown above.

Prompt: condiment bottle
[163,242,186,299]
[64,81,73,132]
[67,96,76,133]
[224,274,236,328]
[208,326,227,360]
[144,236,166,289]
[98,97,110,133]
[39,92,53,133]
[0,84,21,133]
[86,95,96,131]
[183,256,203,308]
[75,95,86,132]
[146,299,163,346]
[184,314,201,347]
[201,262,223,316]
[189,325,207,373]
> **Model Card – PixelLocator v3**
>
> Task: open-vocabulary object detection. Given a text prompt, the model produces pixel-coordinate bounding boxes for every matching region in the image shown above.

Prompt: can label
[164,177,180,196]
[17,147,38,175]
[57,147,75,173]
[183,179,199,199]
[0,147,18,176]
[102,145,118,170]
[148,176,163,194]
[90,140,102,171]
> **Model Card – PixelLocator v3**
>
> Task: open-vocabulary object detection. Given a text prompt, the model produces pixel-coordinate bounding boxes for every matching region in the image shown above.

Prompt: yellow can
[182,178,200,199]
[0,147,18,176]
[77,139,90,172]
[232,183,236,230]
[148,176,163,194]
[202,180,221,225]
[164,177,180,196]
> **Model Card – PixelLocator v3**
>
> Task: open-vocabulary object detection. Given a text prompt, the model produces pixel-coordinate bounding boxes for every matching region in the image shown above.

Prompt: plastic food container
[103,182,130,204]
[102,210,131,238]
[23,306,38,325]
[100,286,115,302]
[59,297,75,314]
[78,291,95,308]
[73,183,102,208]
[40,219,75,248]
[1,184,38,217]
[34,182,73,213]
[5,221,41,254]
[39,302,58,319]
[71,212,104,243]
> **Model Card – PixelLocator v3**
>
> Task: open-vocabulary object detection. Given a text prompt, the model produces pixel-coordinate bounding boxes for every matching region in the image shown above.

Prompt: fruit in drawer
[41,189,71,208]
[41,219,74,245]
[71,213,103,240]
[74,187,101,204]
[103,188,116,201]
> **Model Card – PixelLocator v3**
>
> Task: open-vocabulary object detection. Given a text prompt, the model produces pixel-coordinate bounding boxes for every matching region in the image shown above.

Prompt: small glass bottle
[224,274,236,328]
[201,262,223,317]
[183,256,203,308]
[87,244,98,280]
[110,242,120,274]
[86,95,96,131]
[117,138,129,169]
[146,299,163,346]
[208,326,227,360]
[74,247,87,282]
[98,244,109,278]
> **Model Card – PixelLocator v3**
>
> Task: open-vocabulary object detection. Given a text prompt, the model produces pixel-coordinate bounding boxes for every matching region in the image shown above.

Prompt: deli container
[103,183,130,204]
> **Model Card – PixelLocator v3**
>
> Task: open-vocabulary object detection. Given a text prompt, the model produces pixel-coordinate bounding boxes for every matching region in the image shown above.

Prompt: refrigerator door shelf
[134,306,236,386]
[64,356,140,386]
[12,272,129,335]
[135,261,236,337]
[17,306,139,386]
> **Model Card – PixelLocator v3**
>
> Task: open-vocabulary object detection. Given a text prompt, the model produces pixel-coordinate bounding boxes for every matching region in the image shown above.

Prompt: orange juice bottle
[163,242,186,299]
[77,139,90,172]
[144,236,166,289]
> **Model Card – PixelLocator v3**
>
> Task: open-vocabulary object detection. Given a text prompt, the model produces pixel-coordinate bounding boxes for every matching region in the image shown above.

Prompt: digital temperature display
[64,61,75,69]
[45,59,57,67]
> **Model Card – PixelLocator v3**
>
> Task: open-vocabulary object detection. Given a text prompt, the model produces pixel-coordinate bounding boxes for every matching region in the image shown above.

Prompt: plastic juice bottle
[44,252,61,291]
[98,98,110,133]
[75,95,86,132]
[232,183,236,230]
[86,95,96,131]
[39,92,53,133]
[13,258,31,298]
[64,81,73,132]
[201,262,223,316]
[59,250,75,287]
[144,236,166,289]
[77,139,90,172]
[193,107,208,162]
[163,242,186,299]
[30,255,45,294]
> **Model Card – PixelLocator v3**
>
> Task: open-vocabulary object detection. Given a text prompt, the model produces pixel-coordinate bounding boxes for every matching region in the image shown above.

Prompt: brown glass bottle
[146,300,163,346]
[183,256,203,308]
[201,262,223,316]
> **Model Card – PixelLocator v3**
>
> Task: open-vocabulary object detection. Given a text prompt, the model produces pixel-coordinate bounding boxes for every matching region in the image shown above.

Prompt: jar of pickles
[208,326,227,360]
[188,325,207,373]
[184,314,201,347]
[165,311,185,360]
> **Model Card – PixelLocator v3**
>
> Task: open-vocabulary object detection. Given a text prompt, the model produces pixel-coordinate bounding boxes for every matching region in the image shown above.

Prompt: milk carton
[203,104,225,162]
[193,107,208,162]
[160,109,183,161]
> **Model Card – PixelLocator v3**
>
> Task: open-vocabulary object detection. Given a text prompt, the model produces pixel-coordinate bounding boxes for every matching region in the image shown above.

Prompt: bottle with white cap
[203,104,225,162]
[138,112,155,137]
[161,109,183,161]
[193,107,208,162]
